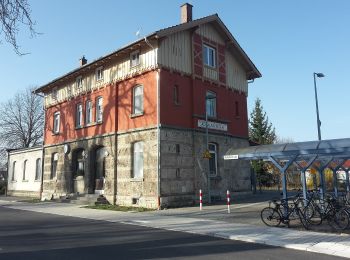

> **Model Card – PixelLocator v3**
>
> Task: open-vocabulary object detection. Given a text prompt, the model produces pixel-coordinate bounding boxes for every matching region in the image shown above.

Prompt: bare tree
[0,87,44,152]
[0,0,37,55]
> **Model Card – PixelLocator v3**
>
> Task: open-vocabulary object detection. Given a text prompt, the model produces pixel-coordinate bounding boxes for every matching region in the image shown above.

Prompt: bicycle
[260,197,309,230]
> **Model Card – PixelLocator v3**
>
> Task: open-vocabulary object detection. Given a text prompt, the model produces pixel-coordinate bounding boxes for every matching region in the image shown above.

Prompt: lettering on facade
[197,119,228,131]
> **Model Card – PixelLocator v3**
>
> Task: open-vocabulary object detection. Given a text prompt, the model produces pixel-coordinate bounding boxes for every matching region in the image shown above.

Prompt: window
[208,143,218,176]
[75,76,83,92]
[76,103,83,128]
[23,160,27,180]
[52,88,58,100]
[96,97,103,123]
[235,101,240,117]
[206,91,216,118]
[130,50,140,67]
[11,161,16,181]
[51,153,58,179]
[176,144,180,154]
[53,112,60,134]
[96,67,104,81]
[35,158,41,180]
[173,85,179,105]
[86,100,92,125]
[133,85,143,115]
[203,44,216,68]
[132,141,143,179]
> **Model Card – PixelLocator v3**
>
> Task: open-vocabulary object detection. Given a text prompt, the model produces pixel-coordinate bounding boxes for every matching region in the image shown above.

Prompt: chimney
[79,56,87,67]
[180,3,193,24]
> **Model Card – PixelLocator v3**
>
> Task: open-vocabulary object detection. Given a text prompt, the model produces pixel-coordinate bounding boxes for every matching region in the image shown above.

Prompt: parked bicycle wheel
[297,209,309,230]
[260,207,281,227]
[328,208,350,231]
[304,203,322,225]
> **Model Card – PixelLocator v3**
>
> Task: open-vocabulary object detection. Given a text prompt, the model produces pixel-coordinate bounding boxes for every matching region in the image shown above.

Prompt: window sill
[204,64,217,70]
[174,102,181,107]
[130,112,144,118]
[22,180,29,182]
[130,178,144,182]
[96,78,104,83]
[75,126,84,130]
[210,175,221,180]
[52,132,60,136]
[235,116,241,120]
[130,63,141,69]
[34,180,41,182]
[10,180,17,183]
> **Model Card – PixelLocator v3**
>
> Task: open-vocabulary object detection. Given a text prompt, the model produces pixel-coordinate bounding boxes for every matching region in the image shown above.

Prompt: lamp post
[205,94,216,204]
[313,72,325,141]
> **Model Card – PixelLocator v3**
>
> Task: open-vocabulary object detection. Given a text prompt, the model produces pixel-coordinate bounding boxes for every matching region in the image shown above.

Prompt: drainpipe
[144,36,161,209]
[33,91,45,200]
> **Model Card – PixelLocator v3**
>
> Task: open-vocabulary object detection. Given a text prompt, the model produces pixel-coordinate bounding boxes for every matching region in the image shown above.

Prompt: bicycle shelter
[224,138,350,216]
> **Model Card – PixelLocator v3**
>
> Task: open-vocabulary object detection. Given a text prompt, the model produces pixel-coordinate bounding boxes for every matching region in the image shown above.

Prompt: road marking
[232,201,267,209]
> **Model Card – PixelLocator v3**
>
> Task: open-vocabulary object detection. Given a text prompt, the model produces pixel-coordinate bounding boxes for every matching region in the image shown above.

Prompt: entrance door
[95,147,106,194]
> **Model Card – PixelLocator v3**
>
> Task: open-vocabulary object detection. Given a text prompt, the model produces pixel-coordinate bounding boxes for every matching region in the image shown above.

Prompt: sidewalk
[0,199,350,258]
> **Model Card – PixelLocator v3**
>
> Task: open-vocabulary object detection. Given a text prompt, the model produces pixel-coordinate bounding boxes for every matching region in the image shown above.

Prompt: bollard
[199,189,203,211]
[227,190,230,213]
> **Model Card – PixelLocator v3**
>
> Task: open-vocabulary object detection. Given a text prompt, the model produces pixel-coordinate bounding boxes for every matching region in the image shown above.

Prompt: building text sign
[223,154,239,160]
[197,119,228,131]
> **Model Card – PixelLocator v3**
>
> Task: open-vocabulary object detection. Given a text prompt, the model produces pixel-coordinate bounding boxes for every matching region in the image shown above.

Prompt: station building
[34,4,261,208]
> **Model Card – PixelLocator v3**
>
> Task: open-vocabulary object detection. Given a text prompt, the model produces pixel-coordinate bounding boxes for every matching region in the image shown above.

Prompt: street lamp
[205,94,216,204]
[313,72,325,141]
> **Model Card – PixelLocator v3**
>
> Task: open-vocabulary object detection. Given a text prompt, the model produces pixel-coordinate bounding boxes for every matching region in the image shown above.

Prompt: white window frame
[133,85,143,115]
[75,76,83,92]
[76,103,83,128]
[23,160,27,181]
[203,44,216,68]
[53,112,60,134]
[208,143,218,177]
[206,91,217,118]
[35,158,41,181]
[86,100,92,125]
[132,141,143,179]
[95,66,104,81]
[96,97,103,123]
[130,50,140,68]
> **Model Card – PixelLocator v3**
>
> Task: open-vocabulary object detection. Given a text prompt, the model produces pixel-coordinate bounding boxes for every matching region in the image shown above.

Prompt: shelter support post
[328,159,345,198]
[301,171,307,201]
[332,169,338,197]
[269,155,297,218]
[313,157,333,201]
[294,156,317,202]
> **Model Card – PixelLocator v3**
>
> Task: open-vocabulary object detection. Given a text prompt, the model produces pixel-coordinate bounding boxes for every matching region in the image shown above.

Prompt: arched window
[208,143,218,176]
[133,85,143,115]
[74,149,85,178]
[96,97,103,123]
[11,161,16,181]
[23,160,28,181]
[51,153,58,179]
[35,158,42,180]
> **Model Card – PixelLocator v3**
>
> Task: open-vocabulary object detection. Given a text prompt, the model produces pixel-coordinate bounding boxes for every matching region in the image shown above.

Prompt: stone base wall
[7,190,40,198]
[159,128,251,207]
[116,129,158,209]
[42,134,116,203]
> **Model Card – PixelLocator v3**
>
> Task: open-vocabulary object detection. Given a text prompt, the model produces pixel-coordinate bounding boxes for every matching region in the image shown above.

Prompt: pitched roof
[35,14,261,93]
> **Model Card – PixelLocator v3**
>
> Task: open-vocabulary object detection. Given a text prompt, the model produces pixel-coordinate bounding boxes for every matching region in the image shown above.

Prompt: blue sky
[1,0,349,142]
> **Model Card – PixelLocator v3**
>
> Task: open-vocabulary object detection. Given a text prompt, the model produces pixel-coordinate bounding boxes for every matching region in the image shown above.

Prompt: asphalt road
[0,206,345,260]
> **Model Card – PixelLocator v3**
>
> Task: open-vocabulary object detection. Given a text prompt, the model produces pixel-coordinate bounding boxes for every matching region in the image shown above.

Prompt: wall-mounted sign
[197,119,228,131]
[224,154,239,160]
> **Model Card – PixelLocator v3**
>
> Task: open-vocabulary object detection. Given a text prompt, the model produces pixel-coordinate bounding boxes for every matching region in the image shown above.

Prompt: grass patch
[83,204,154,212]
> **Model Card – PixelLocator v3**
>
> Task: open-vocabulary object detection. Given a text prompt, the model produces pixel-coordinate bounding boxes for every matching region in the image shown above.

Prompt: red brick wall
[160,70,248,138]
[44,71,158,145]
